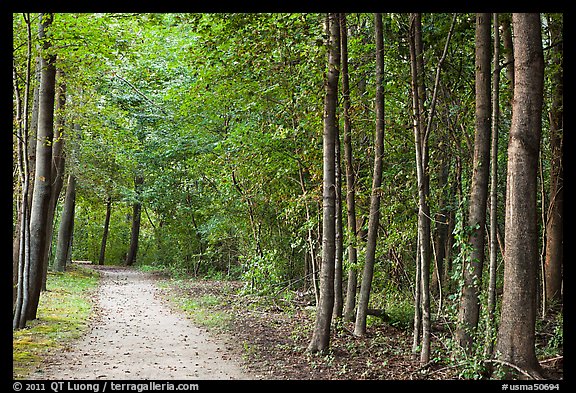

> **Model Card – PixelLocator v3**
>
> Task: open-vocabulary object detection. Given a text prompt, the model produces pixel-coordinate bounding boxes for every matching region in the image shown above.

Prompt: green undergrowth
[13,265,100,379]
[156,277,236,332]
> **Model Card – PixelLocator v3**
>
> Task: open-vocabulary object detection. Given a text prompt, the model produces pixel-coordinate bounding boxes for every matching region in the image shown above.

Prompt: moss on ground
[13,265,99,379]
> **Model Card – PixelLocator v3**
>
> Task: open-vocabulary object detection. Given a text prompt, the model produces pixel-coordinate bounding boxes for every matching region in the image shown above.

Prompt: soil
[28,266,252,380]
[160,277,564,381]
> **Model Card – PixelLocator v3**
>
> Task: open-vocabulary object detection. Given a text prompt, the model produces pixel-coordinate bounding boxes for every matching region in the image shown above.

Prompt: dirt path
[31,266,253,380]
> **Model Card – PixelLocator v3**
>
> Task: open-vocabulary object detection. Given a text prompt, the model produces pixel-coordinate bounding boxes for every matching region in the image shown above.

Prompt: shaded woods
[13,13,562,379]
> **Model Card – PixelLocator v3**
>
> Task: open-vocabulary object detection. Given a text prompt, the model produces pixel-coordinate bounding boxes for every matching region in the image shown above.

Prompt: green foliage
[13,13,562,377]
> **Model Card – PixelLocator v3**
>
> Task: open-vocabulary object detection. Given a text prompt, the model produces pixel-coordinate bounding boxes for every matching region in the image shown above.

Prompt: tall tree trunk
[54,175,76,272]
[544,13,563,310]
[13,13,33,328]
[354,12,385,337]
[456,13,492,353]
[340,13,359,323]
[41,70,66,289]
[485,13,501,358]
[26,13,56,322]
[126,175,144,266]
[307,12,340,354]
[408,12,426,358]
[333,128,344,319]
[99,196,112,266]
[495,13,544,379]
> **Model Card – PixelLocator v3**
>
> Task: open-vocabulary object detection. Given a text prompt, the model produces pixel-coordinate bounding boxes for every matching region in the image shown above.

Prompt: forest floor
[27,266,252,380]
[27,265,563,381]
[158,274,564,381]
[159,276,439,380]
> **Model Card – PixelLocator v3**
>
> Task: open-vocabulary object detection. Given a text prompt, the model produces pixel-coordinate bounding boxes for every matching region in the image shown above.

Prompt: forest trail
[30,266,252,380]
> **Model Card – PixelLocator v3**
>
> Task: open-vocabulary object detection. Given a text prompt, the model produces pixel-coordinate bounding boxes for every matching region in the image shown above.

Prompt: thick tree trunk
[307,12,340,354]
[26,13,56,322]
[99,196,112,266]
[41,70,66,288]
[54,175,76,272]
[544,14,563,309]
[456,13,492,352]
[126,176,144,266]
[496,13,544,379]
[354,13,385,337]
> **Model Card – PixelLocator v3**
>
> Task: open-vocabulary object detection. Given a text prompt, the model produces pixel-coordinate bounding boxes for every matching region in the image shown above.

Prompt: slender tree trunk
[412,234,422,355]
[126,175,144,266]
[544,13,563,310]
[307,12,340,354]
[26,13,56,322]
[99,196,112,266]
[54,175,76,272]
[456,13,492,353]
[485,13,501,358]
[495,13,544,379]
[333,128,344,319]
[13,13,33,328]
[408,12,426,357]
[354,13,385,337]
[340,13,359,323]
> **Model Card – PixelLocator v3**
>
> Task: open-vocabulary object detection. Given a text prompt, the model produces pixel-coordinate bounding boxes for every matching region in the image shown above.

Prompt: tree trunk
[54,175,76,272]
[333,127,344,320]
[26,13,56,322]
[340,13,359,323]
[485,13,501,358]
[13,13,33,328]
[354,12,385,337]
[41,70,66,289]
[126,175,144,266]
[408,12,434,364]
[307,12,340,354]
[456,13,492,353]
[495,12,544,379]
[544,13,563,310]
[99,196,112,266]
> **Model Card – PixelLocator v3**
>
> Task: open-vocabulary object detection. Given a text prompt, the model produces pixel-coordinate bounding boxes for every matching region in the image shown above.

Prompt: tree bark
[307,12,340,354]
[54,175,76,272]
[456,13,492,352]
[99,196,112,266]
[41,69,66,289]
[26,13,56,322]
[354,12,385,337]
[13,13,33,328]
[495,12,544,379]
[333,127,344,319]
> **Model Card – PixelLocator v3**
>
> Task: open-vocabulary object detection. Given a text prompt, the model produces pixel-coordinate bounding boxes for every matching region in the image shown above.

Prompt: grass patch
[175,294,232,331]
[13,265,99,379]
